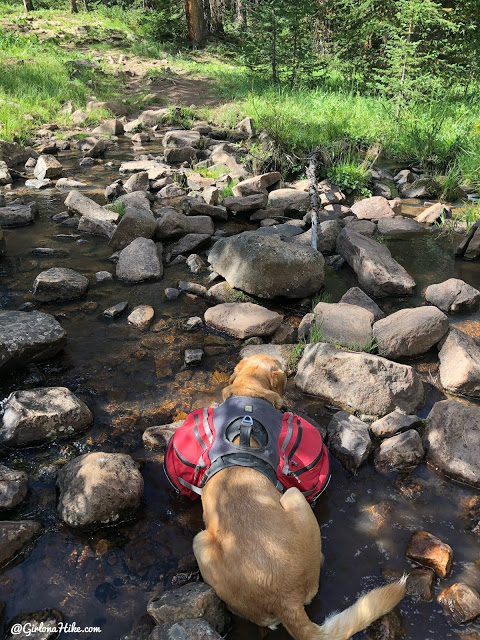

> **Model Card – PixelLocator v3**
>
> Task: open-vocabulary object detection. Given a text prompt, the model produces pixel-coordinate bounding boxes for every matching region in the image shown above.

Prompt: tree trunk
[209,0,224,34]
[70,0,78,13]
[23,0,34,11]
[237,0,246,28]
[271,9,278,85]
[307,149,321,251]
[185,0,208,48]
[83,0,89,11]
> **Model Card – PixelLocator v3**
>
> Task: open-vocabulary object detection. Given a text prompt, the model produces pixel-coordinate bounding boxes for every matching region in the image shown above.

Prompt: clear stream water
[0,138,479,640]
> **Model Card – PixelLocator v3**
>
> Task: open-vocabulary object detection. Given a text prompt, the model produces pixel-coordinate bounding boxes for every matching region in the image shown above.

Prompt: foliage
[461,203,480,228]
[192,164,229,179]
[326,152,371,196]
[141,0,186,44]
[106,201,126,215]
[219,180,238,199]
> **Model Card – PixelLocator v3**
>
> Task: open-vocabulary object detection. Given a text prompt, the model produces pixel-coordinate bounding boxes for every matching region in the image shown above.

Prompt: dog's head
[222,354,287,410]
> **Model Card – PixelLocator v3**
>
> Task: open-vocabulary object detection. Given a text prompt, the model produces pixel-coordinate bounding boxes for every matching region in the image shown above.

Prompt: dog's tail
[280,577,406,640]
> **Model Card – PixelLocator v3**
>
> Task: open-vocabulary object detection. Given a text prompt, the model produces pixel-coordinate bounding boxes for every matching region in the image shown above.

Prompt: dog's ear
[270,369,287,397]
[228,358,247,385]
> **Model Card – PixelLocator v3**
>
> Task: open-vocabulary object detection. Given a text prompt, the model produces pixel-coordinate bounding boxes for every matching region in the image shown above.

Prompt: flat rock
[103,301,128,318]
[0,310,66,372]
[0,202,38,227]
[0,520,42,568]
[0,387,93,446]
[345,219,376,236]
[295,343,424,417]
[223,194,267,212]
[232,172,281,197]
[336,228,416,298]
[438,328,480,397]
[437,583,480,624]
[65,190,119,223]
[339,287,385,321]
[208,233,324,299]
[377,217,424,235]
[33,267,89,302]
[163,130,200,148]
[156,207,214,239]
[164,147,197,164]
[0,465,28,509]
[351,196,395,220]
[170,233,211,257]
[183,201,228,220]
[25,178,53,189]
[119,160,168,174]
[312,302,374,349]
[57,452,144,528]
[116,237,163,283]
[406,531,453,578]
[109,207,157,251]
[425,278,480,314]
[55,178,88,189]
[370,411,421,438]
[327,411,372,473]
[373,307,449,359]
[78,215,116,238]
[127,305,154,330]
[415,202,450,224]
[426,399,480,487]
[34,155,62,180]
[374,429,424,472]
[204,302,282,339]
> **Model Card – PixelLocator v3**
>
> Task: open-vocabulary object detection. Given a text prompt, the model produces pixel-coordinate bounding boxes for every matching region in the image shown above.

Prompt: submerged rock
[383,567,434,603]
[0,465,28,509]
[204,302,282,339]
[327,411,372,473]
[33,267,89,302]
[406,531,453,578]
[103,301,128,318]
[0,387,93,446]
[127,305,154,330]
[57,452,144,528]
[0,520,42,568]
[437,583,480,625]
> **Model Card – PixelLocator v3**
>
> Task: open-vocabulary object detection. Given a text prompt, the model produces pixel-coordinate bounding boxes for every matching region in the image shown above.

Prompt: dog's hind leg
[193,529,220,588]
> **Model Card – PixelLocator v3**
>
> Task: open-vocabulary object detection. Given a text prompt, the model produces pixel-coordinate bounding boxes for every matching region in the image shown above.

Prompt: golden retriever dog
[193,354,406,640]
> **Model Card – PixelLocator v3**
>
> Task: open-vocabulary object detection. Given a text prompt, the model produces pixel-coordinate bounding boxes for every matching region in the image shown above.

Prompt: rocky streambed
[0,121,479,640]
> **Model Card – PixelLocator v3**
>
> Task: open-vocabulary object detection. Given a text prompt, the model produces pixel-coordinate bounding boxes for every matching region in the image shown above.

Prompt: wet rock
[164,147,197,164]
[267,188,310,212]
[185,316,203,331]
[459,225,480,261]
[83,138,106,159]
[295,343,424,416]
[339,287,385,321]
[156,207,214,239]
[1,387,93,446]
[163,130,201,148]
[208,233,324,299]
[377,217,424,235]
[205,302,282,339]
[223,194,268,213]
[374,429,424,472]
[78,157,94,168]
[184,348,204,365]
[78,214,116,238]
[147,583,227,633]
[124,171,150,193]
[150,619,223,640]
[406,531,453,578]
[437,583,480,624]
[0,140,30,166]
[170,233,211,258]
[0,310,66,372]
[373,307,449,359]
[103,301,128,318]
[0,202,38,227]
[109,207,157,251]
[351,196,396,220]
[121,614,155,640]
[33,155,62,180]
[366,608,406,640]
[143,421,183,451]
[426,399,480,487]
[164,288,180,300]
[25,178,52,189]
[425,278,480,314]
[0,465,28,509]
[0,520,42,567]
[65,190,119,223]
[370,411,422,438]
[57,452,143,528]
[92,118,124,136]
[438,328,480,397]
[327,411,372,473]
[95,270,113,282]
[55,178,88,189]
[33,267,89,302]
[383,567,434,603]
[0,227,5,256]
[178,281,207,296]
[128,305,154,330]
[116,237,163,283]
[311,302,374,349]
[415,202,450,224]
[183,201,228,221]
[4,609,62,640]
[186,253,206,274]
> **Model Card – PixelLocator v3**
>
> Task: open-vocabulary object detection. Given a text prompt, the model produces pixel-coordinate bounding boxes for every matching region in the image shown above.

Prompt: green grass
[219,180,238,200]
[106,201,126,216]
[461,202,480,228]
[192,164,230,179]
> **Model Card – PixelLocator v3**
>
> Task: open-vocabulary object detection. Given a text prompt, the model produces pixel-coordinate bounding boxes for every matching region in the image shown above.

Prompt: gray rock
[170,233,211,257]
[0,140,30,166]
[183,200,228,221]
[78,215,116,238]
[236,116,255,136]
[116,237,163,283]
[103,301,128,318]
[124,171,150,193]
[205,302,282,339]
[117,190,152,211]
[164,288,180,300]
[370,411,421,438]
[156,207,214,239]
[33,155,62,180]
[339,287,385,321]
[65,190,119,223]
[147,583,227,633]
[0,520,42,568]
[312,302,374,349]
[95,270,113,282]
[351,196,395,220]
[0,387,93,447]
[438,328,480,397]
[372,182,392,199]
[345,219,376,236]
[84,138,106,159]
[121,614,155,640]
[336,228,416,298]
[295,343,424,416]
[186,253,206,273]
[164,147,197,164]
[374,430,424,472]
[292,220,342,254]
[373,307,449,359]
[33,267,89,302]
[163,130,201,148]
[208,233,324,299]
[119,160,168,174]
[327,411,372,473]
[0,465,28,509]
[137,108,170,126]
[109,207,157,251]
[92,118,124,136]
[0,311,66,372]
[178,281,207,296]
[55,178,87,189]
[57,453,143,529]
[25,178,52,190]
[149,620,223,640]
[0,202,38,227]
[394,169,414,184]
[267,188,310,212]
[184,348,204,365]
[232,172,281,197]
[223,194,268,212]
[251,223,304,239]
[143,421,183,451]
[425,278,480,314]
[377,217,424,235]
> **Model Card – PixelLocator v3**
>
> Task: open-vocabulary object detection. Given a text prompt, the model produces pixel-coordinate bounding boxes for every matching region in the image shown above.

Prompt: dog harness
[164,396,330,505]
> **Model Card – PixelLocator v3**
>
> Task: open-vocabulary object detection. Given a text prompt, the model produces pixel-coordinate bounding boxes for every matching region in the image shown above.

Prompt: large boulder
[223,194,267,213]
[336,228,416,298]
[0,202,38,228]
[351,196,395,220]
[426,400,480,487]
[34,155,62,180]
[327,411,372,473]
[295,343,424,416]
[232,172,281,197]
[64,190,119,224]
[438,328,480,397]
[0,465,28,509]
[339,287,385,321]
[0,140,30,166]
[0,311,66,372]
[425,278,480,314]
[204,302,282,339]
[0,520,42,568]
[109,207,157,251]
[377,217,424,235]
[57,452,144,528]
[373,307,449,359]
[0,387,93,446]
[116,237,163,282]
[33,267,89,302]
[163,130,201,148]
[311,302,374,349]
[208,233,324,299]
[267,188,309,213]
[155,207,214,239]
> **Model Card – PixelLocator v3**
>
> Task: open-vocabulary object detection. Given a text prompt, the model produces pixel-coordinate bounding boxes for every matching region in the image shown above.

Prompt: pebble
[184,349,204,365]
[95,271,113,282]
[103,301,128,318]
[164,288,180,300]
[185,316,203,331]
